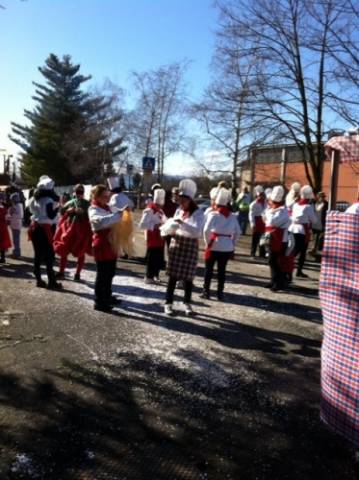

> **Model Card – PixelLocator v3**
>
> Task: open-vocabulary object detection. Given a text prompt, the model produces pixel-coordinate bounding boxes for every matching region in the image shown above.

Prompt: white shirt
[8,203,23,230]
[204,206,215,219]
[29,197,59,225]
[88,204,122,232]
[174,207,204,239]
[109,192,134,211]
[204,211,240,252]
[264,206,290,242]
[249,199,265,228]
[345,202,359,214]
[289,202,318,235]
[139,206,167,231]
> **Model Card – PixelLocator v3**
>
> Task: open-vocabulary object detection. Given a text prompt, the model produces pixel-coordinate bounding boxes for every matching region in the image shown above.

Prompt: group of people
[247,182,329,291]
[0,174,342,314]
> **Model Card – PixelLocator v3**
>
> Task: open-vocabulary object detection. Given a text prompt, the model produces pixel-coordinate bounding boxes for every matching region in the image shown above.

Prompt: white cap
[210,187,219,201]
[154,188,165,206]
[178,179,197,199]
[300,185,314,200]
[37,175,54,190]
[265,188,272,199]
[290,182,301,192]
[151,183,161,192]
[107,176,120,190]
[270,185,285,202]
[254,185,264,196]
[215,188,232,206]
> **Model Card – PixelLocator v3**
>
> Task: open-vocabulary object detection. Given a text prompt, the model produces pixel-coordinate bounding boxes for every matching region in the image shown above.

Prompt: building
[240,143,358,202]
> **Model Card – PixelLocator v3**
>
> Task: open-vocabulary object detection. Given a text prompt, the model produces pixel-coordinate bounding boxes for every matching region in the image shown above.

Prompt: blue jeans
[11,229,21,257]
[238,212,249,235]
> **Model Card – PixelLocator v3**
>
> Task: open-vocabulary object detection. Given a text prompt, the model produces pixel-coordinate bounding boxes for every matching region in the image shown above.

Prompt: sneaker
[36,279,47,288]
[47,281,63,291]
[153,276,162,284]
[144,277,156,285]
[74,273,81,282]
[184,303,195,316]
[164,304,174,315]
[199,291,210,300]
[264,282,274,289]
[296,271,309,278]
[94,303,113,313]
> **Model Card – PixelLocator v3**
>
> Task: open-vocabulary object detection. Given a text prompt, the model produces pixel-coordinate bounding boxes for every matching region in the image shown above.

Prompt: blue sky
[0,0,218,174]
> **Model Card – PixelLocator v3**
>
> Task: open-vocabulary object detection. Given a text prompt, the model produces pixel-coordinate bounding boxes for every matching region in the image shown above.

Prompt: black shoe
[200,291,210,300]
[264,282,274,289]
[0,258,5,264]
[56,272,65,280]
[94,303,113,313]
[108,296,122,306]
[36,279,47,288]
[74,273,81,282]
[217,292,224,301]
[47,281,63,290]
[296,271,308,278]
[270,285,281,292]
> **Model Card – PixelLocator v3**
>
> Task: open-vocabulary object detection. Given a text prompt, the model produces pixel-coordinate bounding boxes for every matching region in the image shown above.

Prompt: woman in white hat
[289,185,318,278]
[249,185,266,259]
[264,186,291,291]
[139,188,167,284]
[28,176,62,289]
[165,179,204,316]
[285,182,301,213]
[202,188,240,300]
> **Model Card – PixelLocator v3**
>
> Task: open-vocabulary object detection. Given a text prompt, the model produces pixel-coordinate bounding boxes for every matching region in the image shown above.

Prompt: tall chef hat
[154,188,166,206]
[254,185,264,196]
[215,188,232,206]
[290,182,301,192]
[210,187,219,201]
[178,179,197,200]
[265,187,272,199]
[151,183,161,193]
[270,185,285,203]
[107,176,120,191]
[37,175,54,190]
[300,185,314,200]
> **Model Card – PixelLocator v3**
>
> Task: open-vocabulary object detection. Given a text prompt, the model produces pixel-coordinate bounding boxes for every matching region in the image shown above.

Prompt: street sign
[142,156,155,171]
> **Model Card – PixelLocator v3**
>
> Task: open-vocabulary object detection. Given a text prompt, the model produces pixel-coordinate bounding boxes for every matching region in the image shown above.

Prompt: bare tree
[129,62,189,181]
[215,0,359,192]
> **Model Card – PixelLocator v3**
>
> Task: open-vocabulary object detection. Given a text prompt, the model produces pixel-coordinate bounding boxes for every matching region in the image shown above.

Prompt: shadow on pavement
[0,351,356,480]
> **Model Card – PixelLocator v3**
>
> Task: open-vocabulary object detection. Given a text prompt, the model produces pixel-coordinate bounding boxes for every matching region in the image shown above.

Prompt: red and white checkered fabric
[325,135,359,163]
[319,211,359,446]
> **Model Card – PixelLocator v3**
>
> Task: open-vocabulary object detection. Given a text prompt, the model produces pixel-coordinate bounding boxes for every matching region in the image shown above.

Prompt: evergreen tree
[10,54,126,185]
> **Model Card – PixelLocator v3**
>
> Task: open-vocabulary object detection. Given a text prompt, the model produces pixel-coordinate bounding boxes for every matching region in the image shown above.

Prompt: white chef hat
[215,188,232,206]
[37,175,54,190]
[265,188,272,199]
[151,183,161,193]
[300,185,314,200]
[154,188,165,206]
[290,182,301,192]
[210,187,219,201]
[254,185,264,196]
[178,179,197,199]
[107,176,120,191]
[270,185,285,202]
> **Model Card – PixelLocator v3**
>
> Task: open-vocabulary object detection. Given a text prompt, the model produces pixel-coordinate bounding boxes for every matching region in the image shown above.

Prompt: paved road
[0,227,357,479]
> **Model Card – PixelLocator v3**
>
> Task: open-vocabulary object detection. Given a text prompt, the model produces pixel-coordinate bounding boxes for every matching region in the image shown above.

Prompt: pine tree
[10,54,126,185]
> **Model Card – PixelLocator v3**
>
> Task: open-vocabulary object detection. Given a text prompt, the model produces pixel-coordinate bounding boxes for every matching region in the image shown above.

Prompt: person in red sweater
[0,192,12,263]
[139,188,167,284]
[88,185,128,313]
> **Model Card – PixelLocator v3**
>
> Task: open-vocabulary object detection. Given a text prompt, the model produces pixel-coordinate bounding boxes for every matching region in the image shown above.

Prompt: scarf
[215,206,231,218]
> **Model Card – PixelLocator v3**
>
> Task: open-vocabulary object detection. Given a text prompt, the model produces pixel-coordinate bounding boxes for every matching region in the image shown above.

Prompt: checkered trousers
[166,235,199,281]
[319,211,359,446]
